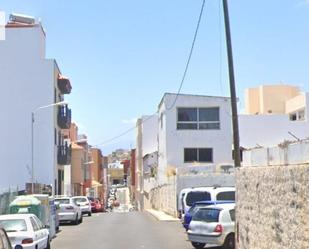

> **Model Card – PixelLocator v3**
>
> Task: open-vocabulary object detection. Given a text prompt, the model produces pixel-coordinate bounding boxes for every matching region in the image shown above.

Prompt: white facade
[240,92,309,149]
[157,93,233,184]
[0,20,71,194]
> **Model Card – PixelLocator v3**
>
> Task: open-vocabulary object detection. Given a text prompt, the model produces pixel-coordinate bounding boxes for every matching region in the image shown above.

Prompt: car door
[30,217,41,248]
[33,216,48,249]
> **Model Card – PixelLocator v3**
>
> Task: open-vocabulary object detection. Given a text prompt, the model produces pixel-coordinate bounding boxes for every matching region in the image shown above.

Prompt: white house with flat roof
[157,93,233,184]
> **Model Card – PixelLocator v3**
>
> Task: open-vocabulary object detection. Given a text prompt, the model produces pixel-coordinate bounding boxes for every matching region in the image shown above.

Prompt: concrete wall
[236,165,309,249]
[236,140,309,249]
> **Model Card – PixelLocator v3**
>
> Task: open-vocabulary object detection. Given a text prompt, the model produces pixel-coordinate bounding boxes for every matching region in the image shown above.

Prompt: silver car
[187,203,235,249]
[55,197,82,225]
[72,196,92,216]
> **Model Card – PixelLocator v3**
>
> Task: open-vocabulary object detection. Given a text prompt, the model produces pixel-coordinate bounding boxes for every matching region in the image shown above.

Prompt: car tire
[223,234,235,249]
[74,214,79,225]
[191,242,205,249]
[88,212,92,217]
[79,216,83,224]
[45,237,51,249]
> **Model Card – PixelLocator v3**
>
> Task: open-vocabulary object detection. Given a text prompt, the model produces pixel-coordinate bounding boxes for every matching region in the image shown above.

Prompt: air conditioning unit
[9,13,35,25]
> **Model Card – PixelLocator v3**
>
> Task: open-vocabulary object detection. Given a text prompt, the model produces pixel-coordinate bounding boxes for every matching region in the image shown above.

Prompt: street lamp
[31,101,67,194]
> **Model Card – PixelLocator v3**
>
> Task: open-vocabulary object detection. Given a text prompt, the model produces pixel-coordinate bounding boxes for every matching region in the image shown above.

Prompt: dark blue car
[182,200,235,230]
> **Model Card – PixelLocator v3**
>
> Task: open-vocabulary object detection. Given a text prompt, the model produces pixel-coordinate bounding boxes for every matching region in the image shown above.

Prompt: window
[186,191,211,206]
[184,148,213,163]
[0,219,27,232]
[192,208,220,222]
[216,191,235,201]
[289,109,306,121]
[33,216,44,230]
[229,209,235,222]
[30,217,39,231]
[177,107,220,130]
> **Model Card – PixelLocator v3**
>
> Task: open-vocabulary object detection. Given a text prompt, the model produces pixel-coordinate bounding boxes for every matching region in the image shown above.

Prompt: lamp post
[31,101,67,194]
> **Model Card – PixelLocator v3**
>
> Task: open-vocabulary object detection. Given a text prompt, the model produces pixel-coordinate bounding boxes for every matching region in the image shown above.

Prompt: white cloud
[121,118,137,124]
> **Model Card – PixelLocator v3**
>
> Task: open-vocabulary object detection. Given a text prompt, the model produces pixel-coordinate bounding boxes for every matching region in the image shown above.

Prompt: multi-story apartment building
[0,14,72,194]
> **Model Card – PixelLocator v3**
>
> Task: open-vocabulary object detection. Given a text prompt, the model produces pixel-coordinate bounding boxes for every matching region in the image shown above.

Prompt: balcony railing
[58,144,71,165]
[58,75,72,94]
[58,105,71,129]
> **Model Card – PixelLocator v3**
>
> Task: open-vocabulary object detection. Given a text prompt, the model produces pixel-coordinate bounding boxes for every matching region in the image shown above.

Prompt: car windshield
[73,198,87,203]
[55,199,70,204]
[216,191,235,201]
[192,208,221,223]
[186,191,211,206]
[0,219,27,232]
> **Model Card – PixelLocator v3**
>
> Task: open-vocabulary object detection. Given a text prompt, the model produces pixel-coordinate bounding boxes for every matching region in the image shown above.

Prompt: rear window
[186,191,211,206]
[192,208,220,222]
[55,198,70,204]
[216,191,235,201]
[0,219,27,232]
[73,197,87,203]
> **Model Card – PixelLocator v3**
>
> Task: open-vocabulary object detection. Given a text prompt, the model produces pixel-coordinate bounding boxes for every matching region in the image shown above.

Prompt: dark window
[229,209,235,222]
[178,108,197,122]
[192,208,220,222]
[54,128,57,145]
[199,148,213,162]
[177,107,220,130]
[184,148,198,162]
[186,191,211,206]
[216,191,235,201]
[184,148,213,163]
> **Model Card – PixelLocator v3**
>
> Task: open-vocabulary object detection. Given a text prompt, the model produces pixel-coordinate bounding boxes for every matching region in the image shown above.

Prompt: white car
[54,197,82,225]
[0,214,50,249]
[72,196,92,216]
[187,203,235,249]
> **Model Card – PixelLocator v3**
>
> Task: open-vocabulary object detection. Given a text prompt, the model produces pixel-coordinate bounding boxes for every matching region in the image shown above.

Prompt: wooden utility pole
[222,0,241,167]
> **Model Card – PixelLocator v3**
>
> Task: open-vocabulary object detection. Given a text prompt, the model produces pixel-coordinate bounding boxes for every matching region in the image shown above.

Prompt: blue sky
[1,0,309,154]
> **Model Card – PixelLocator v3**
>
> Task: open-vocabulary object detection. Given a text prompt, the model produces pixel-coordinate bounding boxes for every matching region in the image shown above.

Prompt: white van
[177,188,193,218]
[181,186,235,215]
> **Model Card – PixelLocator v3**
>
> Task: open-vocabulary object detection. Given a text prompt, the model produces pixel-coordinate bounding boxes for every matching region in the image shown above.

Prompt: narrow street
[52,211,194,249]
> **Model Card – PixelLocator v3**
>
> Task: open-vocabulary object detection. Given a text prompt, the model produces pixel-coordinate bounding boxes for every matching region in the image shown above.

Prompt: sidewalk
[146,209,180,222]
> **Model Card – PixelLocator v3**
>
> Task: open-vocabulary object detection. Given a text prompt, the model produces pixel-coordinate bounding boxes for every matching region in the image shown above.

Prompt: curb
[145,209,180,222]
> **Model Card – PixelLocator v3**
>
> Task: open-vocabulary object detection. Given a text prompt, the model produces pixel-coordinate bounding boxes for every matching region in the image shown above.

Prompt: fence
[0,187,18,215]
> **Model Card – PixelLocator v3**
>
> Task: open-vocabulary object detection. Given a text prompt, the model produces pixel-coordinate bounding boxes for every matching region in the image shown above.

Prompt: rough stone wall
[236,165,309,249]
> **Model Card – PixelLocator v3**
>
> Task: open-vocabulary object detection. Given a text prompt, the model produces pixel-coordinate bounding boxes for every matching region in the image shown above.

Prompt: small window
[186,191,211,206]
[30,217,39,231]
[184,148,198,162]
[184,148,213,163]
[229,209,235,222]
[33,216,44,230]
[216,191,235,201]
[290,113,297,121]
[178,108,197,122]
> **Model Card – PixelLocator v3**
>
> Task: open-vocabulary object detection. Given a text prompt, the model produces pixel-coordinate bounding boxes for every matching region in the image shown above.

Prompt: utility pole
[222,0,241,167]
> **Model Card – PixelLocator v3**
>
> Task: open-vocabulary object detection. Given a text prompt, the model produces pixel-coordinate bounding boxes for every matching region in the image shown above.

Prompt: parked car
[182,186,235,216]
[187,203,235,249]
[93,199,104,212]
[54,197,82,225]
[0,213,50,249]
[72,196,92,216]
[183,200,235,230]
[0,228,13,249]
[177,188,192,219]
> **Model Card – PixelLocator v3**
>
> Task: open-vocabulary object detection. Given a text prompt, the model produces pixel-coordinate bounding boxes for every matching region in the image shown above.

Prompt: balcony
[58,144,71,165]
[58,105,71,129]
[58,75,72,94]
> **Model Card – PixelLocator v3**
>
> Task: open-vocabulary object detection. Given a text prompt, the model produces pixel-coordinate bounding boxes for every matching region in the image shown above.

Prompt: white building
[157,93,233,184]
[0,14,72,194]
[240,91,309,149]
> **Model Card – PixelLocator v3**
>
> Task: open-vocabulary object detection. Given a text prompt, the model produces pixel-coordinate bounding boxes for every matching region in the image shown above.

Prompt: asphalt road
[51,211,216,249]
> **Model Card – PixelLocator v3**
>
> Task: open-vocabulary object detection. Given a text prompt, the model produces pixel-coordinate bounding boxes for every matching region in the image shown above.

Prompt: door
[33,216,48,249]
[30,217,41,248]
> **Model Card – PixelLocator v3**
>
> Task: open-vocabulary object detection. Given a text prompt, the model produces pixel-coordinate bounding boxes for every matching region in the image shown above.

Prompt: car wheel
[88,212,92,217]
[223,234,235,249]
[79,216,83,224]
[74,214,79,225]
[191,242,205,249]
[45,237,51,249]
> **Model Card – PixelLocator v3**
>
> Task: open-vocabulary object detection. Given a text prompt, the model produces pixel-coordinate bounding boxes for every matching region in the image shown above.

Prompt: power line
[166,0,206,110]
[94,0,206,147]
[94,113,157,147]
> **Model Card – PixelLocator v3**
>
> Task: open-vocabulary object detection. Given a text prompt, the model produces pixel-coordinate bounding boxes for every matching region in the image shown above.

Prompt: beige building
[71,143,85,196]
[245,84,300,115]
